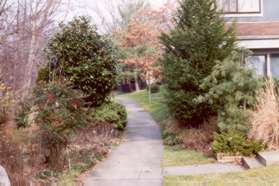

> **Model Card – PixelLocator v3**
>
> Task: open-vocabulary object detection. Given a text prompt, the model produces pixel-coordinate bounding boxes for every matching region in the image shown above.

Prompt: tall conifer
[160,0,236,126]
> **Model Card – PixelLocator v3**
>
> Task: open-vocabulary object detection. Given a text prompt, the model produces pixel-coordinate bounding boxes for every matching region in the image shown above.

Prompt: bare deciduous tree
[90,0,149,33]
[0,0,65,98]
[19,0,62,97]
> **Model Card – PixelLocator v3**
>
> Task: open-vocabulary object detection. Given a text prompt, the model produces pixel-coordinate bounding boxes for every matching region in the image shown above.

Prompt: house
[217,0,279,79]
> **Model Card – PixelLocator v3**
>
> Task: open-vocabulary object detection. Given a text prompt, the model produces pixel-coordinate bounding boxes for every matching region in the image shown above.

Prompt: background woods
[113,0,175,92]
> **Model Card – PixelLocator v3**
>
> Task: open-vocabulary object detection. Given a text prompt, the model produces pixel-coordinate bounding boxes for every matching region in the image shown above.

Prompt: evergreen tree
[160,0,236,127]
[199,52,262,132]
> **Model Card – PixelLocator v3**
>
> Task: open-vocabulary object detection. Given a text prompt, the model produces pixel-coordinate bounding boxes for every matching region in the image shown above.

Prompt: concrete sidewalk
[83,97,246,186]
[84,97,164,186]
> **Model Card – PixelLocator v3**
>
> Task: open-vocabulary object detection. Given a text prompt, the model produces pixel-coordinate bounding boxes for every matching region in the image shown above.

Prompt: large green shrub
[199,53,262,132]
[45,16,118,106]
[160,0,236,127]
[212,131,265,156]
[91,101,127,130]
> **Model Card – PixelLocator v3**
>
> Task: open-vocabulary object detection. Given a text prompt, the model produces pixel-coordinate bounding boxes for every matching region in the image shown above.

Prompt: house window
[246,53,279,80]
[270,54,279,80]
[218,0,261,14]
[247,55,266,76]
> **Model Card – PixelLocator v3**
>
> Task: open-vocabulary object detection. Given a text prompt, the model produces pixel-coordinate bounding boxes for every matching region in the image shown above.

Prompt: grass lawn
[163,146,215,167]
[164,166,279,186]
[121,88,215,167]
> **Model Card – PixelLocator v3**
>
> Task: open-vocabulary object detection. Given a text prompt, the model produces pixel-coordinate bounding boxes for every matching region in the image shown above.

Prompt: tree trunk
[22,30,37,98]
[134,70,140,92]
[147,78,152,104]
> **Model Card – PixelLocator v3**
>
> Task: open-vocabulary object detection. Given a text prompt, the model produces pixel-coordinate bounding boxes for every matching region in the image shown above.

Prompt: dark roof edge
[238,35,279,40]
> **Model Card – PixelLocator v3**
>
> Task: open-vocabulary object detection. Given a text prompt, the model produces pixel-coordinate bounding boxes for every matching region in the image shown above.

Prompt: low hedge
[91,101,127,130]
[212,130,265,156]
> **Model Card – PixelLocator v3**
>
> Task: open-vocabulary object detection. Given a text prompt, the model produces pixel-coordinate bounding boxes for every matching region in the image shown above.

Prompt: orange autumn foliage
[116,1,175,82]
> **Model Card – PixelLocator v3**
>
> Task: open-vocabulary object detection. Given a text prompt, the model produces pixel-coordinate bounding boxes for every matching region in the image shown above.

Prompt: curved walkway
[83,96,245,186]
[84,97,164,186]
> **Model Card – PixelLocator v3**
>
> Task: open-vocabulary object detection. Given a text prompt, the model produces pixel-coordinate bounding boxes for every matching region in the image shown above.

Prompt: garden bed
[0,120,125,185]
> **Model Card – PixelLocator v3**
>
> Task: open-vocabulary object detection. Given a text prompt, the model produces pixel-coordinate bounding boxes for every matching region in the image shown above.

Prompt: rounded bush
[45,16,118,106]
[212,131,265,156]
[91,101,127,130]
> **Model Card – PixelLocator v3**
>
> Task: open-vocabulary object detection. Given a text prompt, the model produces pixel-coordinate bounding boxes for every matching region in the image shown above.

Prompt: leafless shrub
[249,79,279,149]
[181,117,217,154]
[0,0,64,98]
[164,117,217,154]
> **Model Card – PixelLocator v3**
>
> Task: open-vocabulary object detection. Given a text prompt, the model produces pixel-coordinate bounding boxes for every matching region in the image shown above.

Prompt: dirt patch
[164,117,217,155]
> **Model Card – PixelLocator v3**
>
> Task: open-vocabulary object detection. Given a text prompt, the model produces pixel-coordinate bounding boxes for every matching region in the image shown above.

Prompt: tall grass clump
[249,79,279,149]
